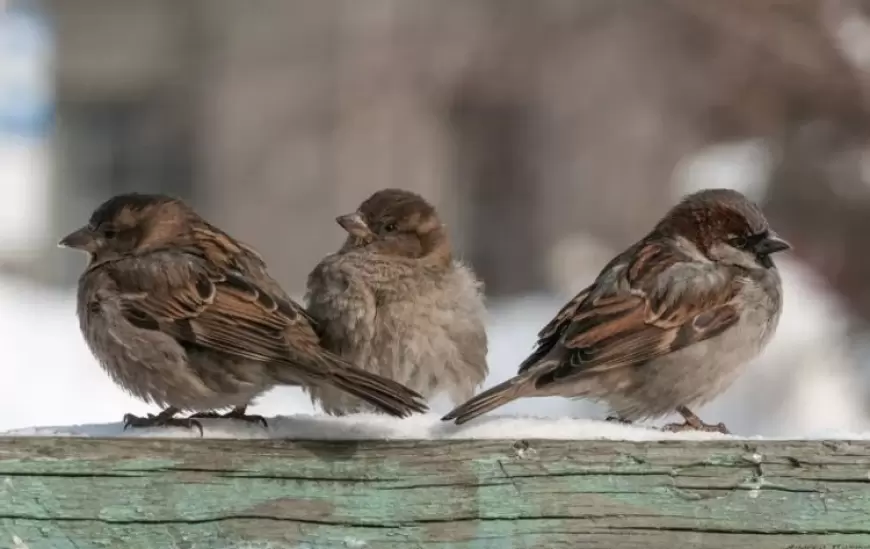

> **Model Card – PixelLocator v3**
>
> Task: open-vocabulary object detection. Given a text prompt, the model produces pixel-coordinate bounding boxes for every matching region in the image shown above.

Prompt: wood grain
[1,437,869,548]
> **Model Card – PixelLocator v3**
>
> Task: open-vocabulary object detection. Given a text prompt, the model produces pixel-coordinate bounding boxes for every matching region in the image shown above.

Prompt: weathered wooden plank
[1,437,869,549]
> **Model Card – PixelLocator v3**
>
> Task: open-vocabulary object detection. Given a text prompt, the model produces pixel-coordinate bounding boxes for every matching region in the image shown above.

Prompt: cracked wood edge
[1,437,870,549]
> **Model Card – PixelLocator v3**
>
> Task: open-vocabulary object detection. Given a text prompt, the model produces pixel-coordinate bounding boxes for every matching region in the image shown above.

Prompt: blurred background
[3,0,870,436]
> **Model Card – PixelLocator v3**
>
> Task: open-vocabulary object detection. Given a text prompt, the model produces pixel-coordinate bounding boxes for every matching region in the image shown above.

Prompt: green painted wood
[1,438,869,549]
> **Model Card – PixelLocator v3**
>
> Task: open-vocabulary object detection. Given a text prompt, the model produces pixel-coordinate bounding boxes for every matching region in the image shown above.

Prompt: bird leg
[123,407,204,435]
[187,406,268,428]
[605,415,633,425]
[663,406,729,434]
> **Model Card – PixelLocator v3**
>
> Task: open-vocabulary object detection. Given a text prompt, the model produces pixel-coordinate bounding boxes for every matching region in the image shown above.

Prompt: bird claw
[662,420,729,435]
[238,414,269,429]
[122,413,204,436]
[188,410,269,429]
[605,415,633,425]
[664,405,730,434]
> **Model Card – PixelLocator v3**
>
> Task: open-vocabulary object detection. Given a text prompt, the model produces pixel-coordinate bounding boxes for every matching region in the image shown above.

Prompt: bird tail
[323,361,429,418]
[442,372,536,425]
[271,352,429,418]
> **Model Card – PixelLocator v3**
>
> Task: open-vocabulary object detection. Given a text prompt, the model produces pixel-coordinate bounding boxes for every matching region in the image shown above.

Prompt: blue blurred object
[0,0,53,255]
[0,0,53,138]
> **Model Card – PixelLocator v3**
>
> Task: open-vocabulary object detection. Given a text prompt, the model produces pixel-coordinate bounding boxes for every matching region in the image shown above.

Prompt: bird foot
[605,415,633,425]
[122,413,203,436]
[662,420,729,435]
[664,405,730,434]
[188,409,268,429]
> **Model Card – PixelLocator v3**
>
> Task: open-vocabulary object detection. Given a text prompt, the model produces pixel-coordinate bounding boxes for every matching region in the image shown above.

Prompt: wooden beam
[1,437,869,548]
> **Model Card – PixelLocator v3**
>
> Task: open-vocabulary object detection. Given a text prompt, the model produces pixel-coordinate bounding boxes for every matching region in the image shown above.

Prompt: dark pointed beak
[336,212,374,240]
[58,226,96,251]
[755,231,791,255]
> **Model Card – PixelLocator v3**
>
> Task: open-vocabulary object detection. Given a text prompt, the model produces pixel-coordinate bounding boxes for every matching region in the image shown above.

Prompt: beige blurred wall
[47,0,870,303]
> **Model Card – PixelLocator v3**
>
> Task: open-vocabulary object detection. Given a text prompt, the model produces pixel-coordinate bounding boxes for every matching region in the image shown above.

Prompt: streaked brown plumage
[443,188,790,433]
[60,193,428,430]
[305,189,488,414]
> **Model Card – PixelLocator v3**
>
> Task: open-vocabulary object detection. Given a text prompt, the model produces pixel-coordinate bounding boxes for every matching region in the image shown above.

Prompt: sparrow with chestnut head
[443,188,790,434]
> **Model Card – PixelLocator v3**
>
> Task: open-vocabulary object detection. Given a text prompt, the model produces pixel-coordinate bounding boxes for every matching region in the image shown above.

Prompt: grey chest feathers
[305,254,489,414]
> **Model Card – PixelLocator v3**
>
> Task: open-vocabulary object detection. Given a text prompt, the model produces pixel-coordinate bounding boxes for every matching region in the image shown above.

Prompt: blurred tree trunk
[449,93,544,297]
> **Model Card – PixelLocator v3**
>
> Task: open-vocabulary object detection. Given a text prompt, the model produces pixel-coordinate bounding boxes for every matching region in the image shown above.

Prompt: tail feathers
[442,374,533,425]
[325,364,429,418]
[271,350,428,418]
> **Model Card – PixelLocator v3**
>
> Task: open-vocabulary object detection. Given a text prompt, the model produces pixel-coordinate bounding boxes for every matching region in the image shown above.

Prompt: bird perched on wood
[305,188,488,415]
[59,193,428,431]
[443,188,790,433]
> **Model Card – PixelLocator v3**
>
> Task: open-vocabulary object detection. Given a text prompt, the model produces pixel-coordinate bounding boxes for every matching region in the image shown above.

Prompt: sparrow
[443,188,790,433]
[59,193,428,431]
[305,188,488,415]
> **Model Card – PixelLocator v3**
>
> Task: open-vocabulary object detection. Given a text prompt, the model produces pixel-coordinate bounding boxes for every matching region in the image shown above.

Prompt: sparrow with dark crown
[443,188,790,434]
[59,193,428,431]
[305,188,488,414]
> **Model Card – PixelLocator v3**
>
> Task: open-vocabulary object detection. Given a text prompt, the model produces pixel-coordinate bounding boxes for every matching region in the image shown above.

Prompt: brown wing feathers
[118,259,427,417]
[444,241,742,424]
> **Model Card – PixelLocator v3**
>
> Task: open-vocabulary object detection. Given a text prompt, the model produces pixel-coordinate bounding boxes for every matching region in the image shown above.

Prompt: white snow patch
[6,412,870,441]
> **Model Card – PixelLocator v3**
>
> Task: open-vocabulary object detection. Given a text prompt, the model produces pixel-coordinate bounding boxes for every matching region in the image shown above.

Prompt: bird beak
[58,226,96,251]
[755,231,791,255]
[336,212,374,239]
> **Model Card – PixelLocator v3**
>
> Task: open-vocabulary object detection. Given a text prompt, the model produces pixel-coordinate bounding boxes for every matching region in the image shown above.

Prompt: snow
[8,413,870,442]
[2,253,869,440]
[0,414,730,440]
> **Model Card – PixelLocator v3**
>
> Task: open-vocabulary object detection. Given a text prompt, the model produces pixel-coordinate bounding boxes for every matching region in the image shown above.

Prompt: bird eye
[384,223,398,233]
[102,228,119,239]
[728,235,748,249]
